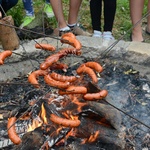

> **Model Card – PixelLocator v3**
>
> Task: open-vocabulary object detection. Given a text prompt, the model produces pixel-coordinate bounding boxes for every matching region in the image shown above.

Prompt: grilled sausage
[0,50,12,65]
[7,117,22,145]
[44,74,70,89]
[83,90,108,100]
[50,114,80,127]
[35,43,56,51]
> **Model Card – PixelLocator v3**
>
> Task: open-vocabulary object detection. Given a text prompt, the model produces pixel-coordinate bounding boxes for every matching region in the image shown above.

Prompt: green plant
[7,0,24,26]
[114,0,131,40]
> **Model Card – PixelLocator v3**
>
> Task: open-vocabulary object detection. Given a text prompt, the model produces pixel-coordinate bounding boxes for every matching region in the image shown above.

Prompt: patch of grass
[114,0,131,40]
[6,0,149,42]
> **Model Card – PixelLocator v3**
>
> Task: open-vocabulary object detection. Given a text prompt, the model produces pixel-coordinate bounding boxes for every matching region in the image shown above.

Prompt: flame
[88,131,99,143]
[81,131,100,144]
[70,114,79,121]
[27,116,43,132]
[55,128,76,146]
[62,111,79,121]
[70,95,86,113]
[27,103,48,132]
[40,103,48,124]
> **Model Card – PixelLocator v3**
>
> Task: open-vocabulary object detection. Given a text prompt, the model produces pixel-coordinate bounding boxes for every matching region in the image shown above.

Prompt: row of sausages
[28,61,107,100]
[5,32,108,146]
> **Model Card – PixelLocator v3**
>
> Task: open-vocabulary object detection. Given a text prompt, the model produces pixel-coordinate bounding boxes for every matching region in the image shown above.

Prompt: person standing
[129,0,150,42]
[90,0,116,40]
[50,0,91,36]
[20,0,54,28]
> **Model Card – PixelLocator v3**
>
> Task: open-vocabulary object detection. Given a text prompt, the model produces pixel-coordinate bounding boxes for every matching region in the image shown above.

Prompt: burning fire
[27,116,42,132]
[5,32,123,149]
[81,131,100,144]
[40,103,48,124]
[27,103,47,132]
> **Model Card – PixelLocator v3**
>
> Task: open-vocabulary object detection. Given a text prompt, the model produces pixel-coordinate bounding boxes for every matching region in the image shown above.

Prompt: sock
[67,23,77,28]
[59,26,70,31]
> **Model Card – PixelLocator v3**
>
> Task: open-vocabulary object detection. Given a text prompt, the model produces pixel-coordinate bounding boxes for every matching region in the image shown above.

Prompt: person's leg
[90,0,102,32]
[146,0,150,33]
[68,0,82,25]
[103,0,116,32]
[20,0,35,28]
[129,0,145,41]
[0,0,18,17]
[50,0,68,29]
[22,0,34,16]
[67,0,91,36]
[50,0,91,36]
[90,0,102,37]
[102,0,116,40]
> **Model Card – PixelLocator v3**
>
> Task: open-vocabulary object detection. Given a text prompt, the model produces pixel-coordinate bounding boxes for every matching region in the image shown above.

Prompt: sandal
[145,26,150,35]
[53,28,71,36]
[59,29,71,36]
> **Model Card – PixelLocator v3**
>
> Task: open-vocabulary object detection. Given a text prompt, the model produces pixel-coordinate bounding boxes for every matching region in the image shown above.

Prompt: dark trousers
[90,0,116,32]
[0,0,18,17]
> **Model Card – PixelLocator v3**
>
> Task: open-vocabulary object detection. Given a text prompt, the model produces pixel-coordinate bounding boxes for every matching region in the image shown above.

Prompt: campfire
[0,33,126,149]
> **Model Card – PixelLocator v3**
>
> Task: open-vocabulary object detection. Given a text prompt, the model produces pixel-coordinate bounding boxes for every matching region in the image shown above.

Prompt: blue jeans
[23,0,50,16]
[0,0,18,17]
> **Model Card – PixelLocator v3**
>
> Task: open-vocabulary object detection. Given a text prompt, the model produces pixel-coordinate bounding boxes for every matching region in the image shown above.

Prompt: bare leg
[68,0,82,24]
[129,0,144,41]
[147,0,150,32]
[50,0,67,28]
[0,11,2,18]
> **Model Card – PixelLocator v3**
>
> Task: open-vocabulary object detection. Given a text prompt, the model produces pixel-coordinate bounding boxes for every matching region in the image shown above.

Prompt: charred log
[76,116,125,149]
[13,127,45,150]
[86,101,122,131]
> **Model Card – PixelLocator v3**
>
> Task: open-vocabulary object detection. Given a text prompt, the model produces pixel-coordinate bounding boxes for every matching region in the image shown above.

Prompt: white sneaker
[92,30,102,38]
[103,31,115,40]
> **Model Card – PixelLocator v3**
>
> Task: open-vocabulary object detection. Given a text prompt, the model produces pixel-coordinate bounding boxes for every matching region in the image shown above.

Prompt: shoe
[59,29,71,36]
[20,15,35,29]
[146,30,150,35]
[103,31,115,40]
[145,26,150,35]
[70,25,92,37]
[53,28,71,36]
[44,3,54,18]
[92,30,102,38]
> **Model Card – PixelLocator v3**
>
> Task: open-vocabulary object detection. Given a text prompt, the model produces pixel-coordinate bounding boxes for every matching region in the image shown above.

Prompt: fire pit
[0,33,150,150]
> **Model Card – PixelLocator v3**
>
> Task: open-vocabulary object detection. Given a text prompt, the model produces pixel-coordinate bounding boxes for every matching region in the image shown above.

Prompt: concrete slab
[128,41,150,56]
[0,36,150,82]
